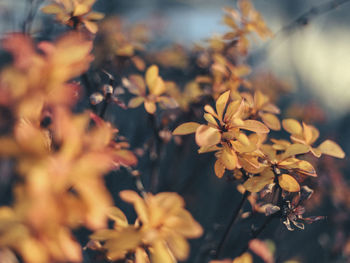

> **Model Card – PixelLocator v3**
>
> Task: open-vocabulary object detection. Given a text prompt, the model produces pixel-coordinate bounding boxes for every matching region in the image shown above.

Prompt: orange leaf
[173,122,200,135]
[278,174,300,192]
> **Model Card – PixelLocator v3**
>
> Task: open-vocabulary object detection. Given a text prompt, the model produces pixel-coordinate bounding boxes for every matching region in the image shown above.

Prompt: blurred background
[1,0,350,262]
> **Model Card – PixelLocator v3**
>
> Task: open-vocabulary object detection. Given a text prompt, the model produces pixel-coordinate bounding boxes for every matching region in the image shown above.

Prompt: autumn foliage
[0,0,348,263]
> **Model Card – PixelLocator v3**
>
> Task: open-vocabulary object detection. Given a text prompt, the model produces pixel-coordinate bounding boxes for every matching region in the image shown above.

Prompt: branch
[214,191,250,259]
[274,0,350,38]
[249,0,350,64]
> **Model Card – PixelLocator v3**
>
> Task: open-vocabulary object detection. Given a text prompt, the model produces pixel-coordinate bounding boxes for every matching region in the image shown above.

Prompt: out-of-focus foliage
[0,0,349,262]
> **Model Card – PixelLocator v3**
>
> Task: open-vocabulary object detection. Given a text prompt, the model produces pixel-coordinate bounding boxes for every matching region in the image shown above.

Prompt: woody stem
[214,190,250,258]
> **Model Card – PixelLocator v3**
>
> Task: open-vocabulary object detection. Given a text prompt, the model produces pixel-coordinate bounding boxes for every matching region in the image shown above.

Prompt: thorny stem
[214,190,250,258]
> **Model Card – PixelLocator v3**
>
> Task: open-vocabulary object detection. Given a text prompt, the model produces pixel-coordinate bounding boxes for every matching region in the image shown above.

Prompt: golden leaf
[128,97,145,108]
[214,160,225,178]
[317,140,345,159]
[282,119,302,135]
[243,170,274,193]
[221,147,237,170]
[107,207,128,228]
[260,112,281,131]
[216,91,230,121]
[173,122,200,135]
[195,125,221,147]
[41,4,63,14]
[239,120,270,133]
[281,143,310,159]
[145,65,159,88]
[278,174,300,192]
[144,101,157,114]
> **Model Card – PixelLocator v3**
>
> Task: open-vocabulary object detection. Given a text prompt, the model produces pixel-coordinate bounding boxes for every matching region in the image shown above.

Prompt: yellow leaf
[165,233,189,260]
[214,160,225,178]
[282,119,302,135]
[295,160,317,177]
[83,20,98,34]
[260,113,280,131]
[85,11,105,21]
[128,97,145,108]
[198,145,221,153]
[107,207,128,227]
[145,65,159,88]
[220,147,237,170]
[150,241,176,263]
[195,125,221,147]
[119,191,149,224]
[318,140,345,159]
[302,122,314,144]
[254,90,268,109]
[128,75,146,95]
[281,143,310,159]
[152,77,166,96]
[278,174,300,192]
[41,4,63,14]
[204,105,218,119]
[233,252,253,263]
[224,100,241,122]
[73,4,90,16]
[239,120,269,134]
[144,101,157,114]
[216,90,230,121]
[173,122,200,135]
[204,113,218,127]
[243,171,274,193]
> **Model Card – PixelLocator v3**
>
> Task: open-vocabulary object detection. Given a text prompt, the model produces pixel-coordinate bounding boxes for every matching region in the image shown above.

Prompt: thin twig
[214,191,250,258]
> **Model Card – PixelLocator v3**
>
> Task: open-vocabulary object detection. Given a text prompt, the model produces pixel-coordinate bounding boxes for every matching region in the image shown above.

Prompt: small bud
[90,92,104,105]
